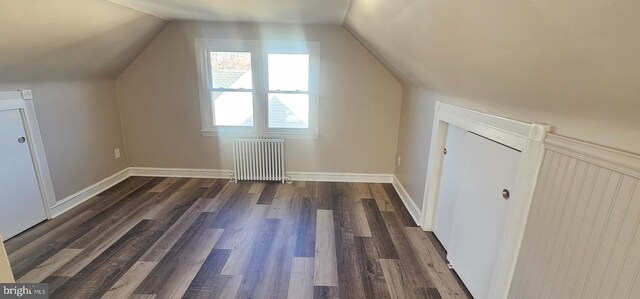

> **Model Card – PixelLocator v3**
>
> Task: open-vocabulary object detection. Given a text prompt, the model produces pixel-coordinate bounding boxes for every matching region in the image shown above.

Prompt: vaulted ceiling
[2,0,639,148]
[109,0,351,24]
[343,0,640,137]
[0,0,166,82]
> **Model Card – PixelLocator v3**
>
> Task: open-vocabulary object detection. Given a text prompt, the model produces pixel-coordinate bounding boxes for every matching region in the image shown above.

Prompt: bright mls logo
[0,284,48,299]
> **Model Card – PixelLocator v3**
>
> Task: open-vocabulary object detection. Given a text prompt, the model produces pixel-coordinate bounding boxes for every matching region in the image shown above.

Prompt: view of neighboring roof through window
[210,51,253,126]
[267,54,310,129]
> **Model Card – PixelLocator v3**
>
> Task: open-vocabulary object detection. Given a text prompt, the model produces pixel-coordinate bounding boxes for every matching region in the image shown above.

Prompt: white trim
[545,134,640,178]
[201,130,319,139]
[0,90,56,219]
[49,168,131,218]
[108,0,173,20]
[129,167,234,179]
[391,176,421,224]
[421,101,550,299]
[287,171,392,183]
[194,39,321,138]
[128,167,392,183]
[41,167,401,221]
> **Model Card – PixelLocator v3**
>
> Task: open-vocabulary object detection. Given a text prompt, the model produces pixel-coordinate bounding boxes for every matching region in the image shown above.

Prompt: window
[195,39,319,138]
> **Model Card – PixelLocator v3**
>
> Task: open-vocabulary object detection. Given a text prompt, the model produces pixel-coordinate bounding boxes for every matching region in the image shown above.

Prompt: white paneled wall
[510,135,640,299]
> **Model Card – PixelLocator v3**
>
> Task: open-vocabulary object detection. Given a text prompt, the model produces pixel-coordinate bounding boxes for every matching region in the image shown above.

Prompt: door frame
[420,101,549,298]
[0,90,55,219]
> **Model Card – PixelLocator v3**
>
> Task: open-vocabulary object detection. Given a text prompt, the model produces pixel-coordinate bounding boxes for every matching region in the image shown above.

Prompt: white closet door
[433,124,467,250]
[0,109,47,239]
[446,131,520,299]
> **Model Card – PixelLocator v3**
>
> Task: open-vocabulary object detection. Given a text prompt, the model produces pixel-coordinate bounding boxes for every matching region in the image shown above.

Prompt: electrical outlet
[114,148,121,159]
[397,156,402,166]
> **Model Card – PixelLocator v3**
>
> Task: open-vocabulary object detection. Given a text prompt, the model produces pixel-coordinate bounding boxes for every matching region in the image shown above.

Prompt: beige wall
[0,236,13,283]
[0,80,129,200]
[117,21,402,173]
[0,0,166,82]
[394,84,437,209]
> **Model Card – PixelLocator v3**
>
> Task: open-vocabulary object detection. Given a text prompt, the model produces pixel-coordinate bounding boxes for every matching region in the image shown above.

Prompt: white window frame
[195,39,320,138]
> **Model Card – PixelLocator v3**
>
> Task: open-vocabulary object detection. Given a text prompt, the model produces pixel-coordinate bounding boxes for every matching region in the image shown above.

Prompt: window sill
[201,130,319,140]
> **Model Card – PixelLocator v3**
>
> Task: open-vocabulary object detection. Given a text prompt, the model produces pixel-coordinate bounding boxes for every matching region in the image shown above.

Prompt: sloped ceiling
[109,0,351,24]
[0,0,167,82]
[344,0,640,137]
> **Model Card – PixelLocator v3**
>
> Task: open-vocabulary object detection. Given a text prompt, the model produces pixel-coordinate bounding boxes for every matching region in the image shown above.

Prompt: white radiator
[232,138,286,183]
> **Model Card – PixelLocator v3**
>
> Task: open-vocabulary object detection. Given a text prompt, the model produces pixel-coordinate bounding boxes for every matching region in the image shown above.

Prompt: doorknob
[17,136,26,144]
[502,189,510,200]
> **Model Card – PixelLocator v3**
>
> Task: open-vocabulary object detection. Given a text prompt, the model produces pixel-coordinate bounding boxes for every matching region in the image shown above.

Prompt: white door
[433,124,467,250]
[0,109,47,239]
[445,131,520,299]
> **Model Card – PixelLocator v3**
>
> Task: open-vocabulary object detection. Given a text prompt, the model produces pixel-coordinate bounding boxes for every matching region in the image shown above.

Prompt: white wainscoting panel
[510,134,640,299]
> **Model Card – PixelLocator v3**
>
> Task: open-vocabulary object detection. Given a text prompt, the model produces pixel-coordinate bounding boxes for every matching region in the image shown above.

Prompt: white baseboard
[130,167,393,183]
[48,167,401,219]
[128,167,234,179]
[287,171,393,183]
[391,176,422,224]
[50,168,131,218]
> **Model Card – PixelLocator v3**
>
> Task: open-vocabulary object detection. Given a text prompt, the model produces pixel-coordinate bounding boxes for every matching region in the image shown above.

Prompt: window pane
[210,52,252,89]
[268,93,309,128]
[268,54,309,91]
[212,91,253,126]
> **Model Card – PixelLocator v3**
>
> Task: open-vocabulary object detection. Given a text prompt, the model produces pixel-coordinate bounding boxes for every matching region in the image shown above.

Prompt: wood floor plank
[134,212,223,297]
[140,196,213,262]
[370,183,395,212]
[182,249,231,298]
[52,220,159,298]
[314,286,339,299]
[7,177,159,278]
[267,183,295,219]
[10,179,469,299]
[380,259,410,299]
[257,182,279,204]
[17,249,83,283]
[41,275,72,294]
[330,184,367,299]
[304,181,318,198]
[337,183,372,237]
[101,261,158,299]
[212,275,243,299]
[54,193,158,277]
[213,194,263,249]
[405,227,470,299]
[252,219,297,299]
[234,219,281,298]
[295,197,317,257]
[314,209,338,287]
[415,287,444,299]
[362,198,399,259]
[148,177,178,193]
[383,183,417,227]
[249,182,266,194]
[148,228,223,298]
[220,205,270,274]
[381,212,436,289]
[55,178,197,276]
[354,237,391,299]
[210,182,254,228]
[288,257,315,299]
[6,176,152,254]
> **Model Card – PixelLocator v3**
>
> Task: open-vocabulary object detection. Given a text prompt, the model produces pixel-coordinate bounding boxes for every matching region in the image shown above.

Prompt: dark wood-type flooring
[6,177,470,299]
